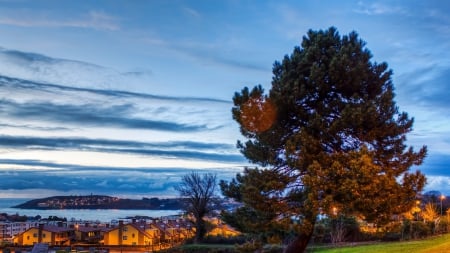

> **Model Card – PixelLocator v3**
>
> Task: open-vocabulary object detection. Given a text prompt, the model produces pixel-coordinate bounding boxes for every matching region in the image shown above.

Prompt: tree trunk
[194,218,206,243]
[284,230,314,253]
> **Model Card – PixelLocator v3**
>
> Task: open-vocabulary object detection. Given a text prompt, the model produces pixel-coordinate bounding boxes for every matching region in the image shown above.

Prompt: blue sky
[0,0,449,198]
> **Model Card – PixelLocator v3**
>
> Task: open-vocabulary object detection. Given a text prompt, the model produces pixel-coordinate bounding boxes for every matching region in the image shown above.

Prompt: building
[13,224,74,246]
[103,220,159,247]
[102,219,195,250]
[10,217,234,249]
[73,224,106,244]
[207,217,240,237]
[0,221,40,242]
[163,219,194,244]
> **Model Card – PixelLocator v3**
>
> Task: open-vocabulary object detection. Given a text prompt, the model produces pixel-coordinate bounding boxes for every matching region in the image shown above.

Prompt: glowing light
[240,96,277,133]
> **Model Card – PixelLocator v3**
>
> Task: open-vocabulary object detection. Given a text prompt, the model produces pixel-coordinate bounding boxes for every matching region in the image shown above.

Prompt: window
[122,226,128,232]
[122,236,127,240]
[33,233,38,238]
[132,233,135,238]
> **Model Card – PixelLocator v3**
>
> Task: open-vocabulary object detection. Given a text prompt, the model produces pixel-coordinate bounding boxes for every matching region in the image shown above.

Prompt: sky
[0,0,449,198]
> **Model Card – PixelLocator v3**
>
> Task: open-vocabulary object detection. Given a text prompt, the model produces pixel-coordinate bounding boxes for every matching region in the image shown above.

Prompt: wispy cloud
[0,74,229,104]
[271,4,310,40]
[182,7,201,19]
[0,158,241,196]
[0,136,242,163]
[0,48,144,92]
[0,123,70,131]
[425,175,450,195]
[0,99,209,132]
[0,47,244,198]
[423,9,450,39]
[178,45,269,72]
[0,75,232,137]
[0,10,119,30]
[394,64,450,128]
[354,1,408,15]
[142,35,268,73]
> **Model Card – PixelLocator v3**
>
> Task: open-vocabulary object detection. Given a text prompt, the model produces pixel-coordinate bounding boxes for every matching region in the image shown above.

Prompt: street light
[332,206,338,216]
[414,200,421,221]
[440,195,446,216]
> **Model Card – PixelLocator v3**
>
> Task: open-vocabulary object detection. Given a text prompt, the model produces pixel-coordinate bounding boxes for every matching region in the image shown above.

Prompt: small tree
[422,203,439,223]
[329,216,346,244]
[422,202,439,234]
[175,172,218,243]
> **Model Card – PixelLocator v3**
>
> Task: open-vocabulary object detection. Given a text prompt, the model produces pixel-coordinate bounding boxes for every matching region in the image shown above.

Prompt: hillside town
[32,196,120,209]
[14,196,183,211]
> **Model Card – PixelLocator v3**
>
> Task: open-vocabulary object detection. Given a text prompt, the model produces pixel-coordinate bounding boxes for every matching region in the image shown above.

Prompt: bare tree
[330,217,346,245]
[175,172,217,243]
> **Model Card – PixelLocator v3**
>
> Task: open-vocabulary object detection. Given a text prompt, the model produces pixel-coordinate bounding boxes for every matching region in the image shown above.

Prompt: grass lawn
[308,233,450,253]
[169,234,450,253]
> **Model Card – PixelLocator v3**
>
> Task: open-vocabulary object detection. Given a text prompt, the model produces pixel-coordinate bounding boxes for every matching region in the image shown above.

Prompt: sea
[0,198,181,223]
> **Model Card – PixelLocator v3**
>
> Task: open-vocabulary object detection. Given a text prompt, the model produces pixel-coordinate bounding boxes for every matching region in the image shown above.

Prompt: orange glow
[240,96,277,133]
[332,207,338,216]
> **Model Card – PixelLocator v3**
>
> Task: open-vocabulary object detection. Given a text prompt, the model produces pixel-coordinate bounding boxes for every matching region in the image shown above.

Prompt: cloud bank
[0,49,245,197]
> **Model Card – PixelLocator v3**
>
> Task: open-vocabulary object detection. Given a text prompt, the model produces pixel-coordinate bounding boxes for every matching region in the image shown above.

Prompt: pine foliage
[221,27,427,253]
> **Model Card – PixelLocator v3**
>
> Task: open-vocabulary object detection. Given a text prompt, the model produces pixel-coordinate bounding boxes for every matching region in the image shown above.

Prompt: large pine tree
[221,27,427,253]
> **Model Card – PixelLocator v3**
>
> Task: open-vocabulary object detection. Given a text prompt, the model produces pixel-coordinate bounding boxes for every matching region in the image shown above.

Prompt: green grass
[308,233,450,253]
[165,234,450,253]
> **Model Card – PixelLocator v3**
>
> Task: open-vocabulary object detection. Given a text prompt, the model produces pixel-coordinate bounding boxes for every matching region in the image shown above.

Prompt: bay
[0,198,181,222]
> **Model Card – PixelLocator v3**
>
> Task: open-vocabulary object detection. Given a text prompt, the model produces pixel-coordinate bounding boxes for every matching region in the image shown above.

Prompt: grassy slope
[309,234,450,253]
[171,234,450,253]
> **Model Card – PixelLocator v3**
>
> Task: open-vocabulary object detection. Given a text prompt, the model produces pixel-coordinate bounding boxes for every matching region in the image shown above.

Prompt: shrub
[200,235,248,245]
[235,240,262,253]
[382,232,402,241]
[314,216,362,243]
[412,221,432,238]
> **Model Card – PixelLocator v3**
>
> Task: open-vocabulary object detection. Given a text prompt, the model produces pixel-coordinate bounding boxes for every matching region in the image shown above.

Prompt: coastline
[0,198,182,222]
[12,195,184,210]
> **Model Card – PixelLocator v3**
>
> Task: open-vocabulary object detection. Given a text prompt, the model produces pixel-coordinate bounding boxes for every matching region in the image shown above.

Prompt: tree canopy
[221,27,427,253]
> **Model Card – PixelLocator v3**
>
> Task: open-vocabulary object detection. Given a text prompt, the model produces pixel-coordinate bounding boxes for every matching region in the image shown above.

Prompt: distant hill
[12,195,184,210]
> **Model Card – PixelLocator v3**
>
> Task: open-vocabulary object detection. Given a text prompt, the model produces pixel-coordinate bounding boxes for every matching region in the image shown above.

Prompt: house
[165,219,194,243]
[14,224,74,246]
[73,224,106,244]
[102,219,195,251]
[102,220,158,247]
[207,217,240,237]
[208,223,240,237]
[0,221,41,242]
